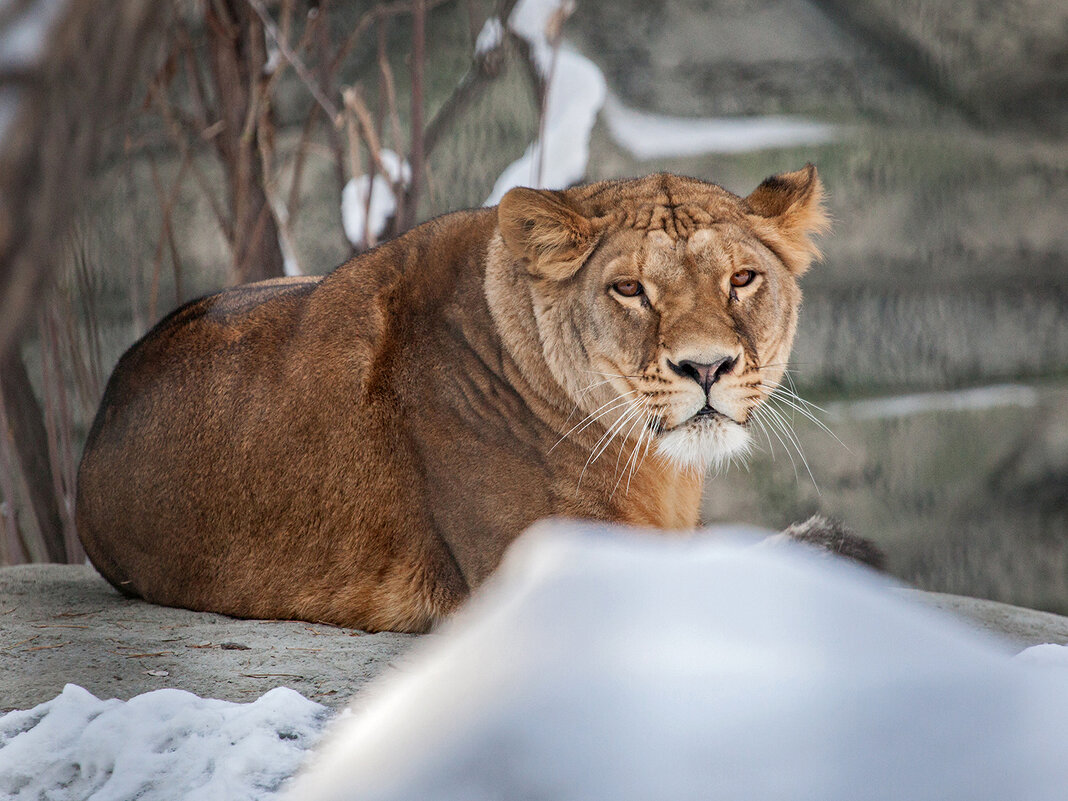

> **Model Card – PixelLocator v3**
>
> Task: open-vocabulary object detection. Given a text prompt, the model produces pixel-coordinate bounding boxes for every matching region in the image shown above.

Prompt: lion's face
[497,167,827,472]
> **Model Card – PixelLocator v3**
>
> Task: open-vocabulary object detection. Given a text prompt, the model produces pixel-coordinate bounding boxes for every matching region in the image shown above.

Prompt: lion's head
[490,166,827,474]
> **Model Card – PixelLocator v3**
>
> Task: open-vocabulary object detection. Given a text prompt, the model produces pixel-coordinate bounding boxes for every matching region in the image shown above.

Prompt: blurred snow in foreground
[3,522,1068,801]
[294,521,1068,801]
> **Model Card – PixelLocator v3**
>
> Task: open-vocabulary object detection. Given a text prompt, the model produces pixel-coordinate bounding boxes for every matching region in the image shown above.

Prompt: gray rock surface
[0,565,415,712]
[901,589,1068,651]
[4,563,1068,714]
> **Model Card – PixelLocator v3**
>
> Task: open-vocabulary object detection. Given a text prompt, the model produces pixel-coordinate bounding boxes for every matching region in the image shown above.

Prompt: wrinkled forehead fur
[495,165,828,472]
[500,166,827,276]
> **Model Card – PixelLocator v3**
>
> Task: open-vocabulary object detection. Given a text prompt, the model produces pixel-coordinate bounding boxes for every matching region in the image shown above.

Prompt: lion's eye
[612,280,644,297]
[730,269,756,288]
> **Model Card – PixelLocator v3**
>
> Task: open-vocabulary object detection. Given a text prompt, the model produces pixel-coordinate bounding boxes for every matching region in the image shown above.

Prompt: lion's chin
[654,416,751,473]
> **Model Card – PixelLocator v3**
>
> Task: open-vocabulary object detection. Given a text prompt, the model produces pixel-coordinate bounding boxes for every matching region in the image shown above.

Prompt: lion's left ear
[744,164,829,275]
[498,187,599,280]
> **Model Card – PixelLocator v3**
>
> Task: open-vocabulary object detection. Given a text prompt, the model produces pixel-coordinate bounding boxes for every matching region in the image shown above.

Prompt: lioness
[77,167,830,632]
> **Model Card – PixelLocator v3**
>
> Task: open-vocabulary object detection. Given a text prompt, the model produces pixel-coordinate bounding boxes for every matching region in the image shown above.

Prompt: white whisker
[751,405,799,479]
[579,398,645,487]
[549,391,638,453]
[758,381,851,454]
[757,398,819,493]
[610,400,651,500]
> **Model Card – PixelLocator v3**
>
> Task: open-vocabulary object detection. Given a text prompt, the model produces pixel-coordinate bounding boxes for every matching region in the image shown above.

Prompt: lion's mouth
[663,404,735,431]
[647,404,742,437]
[689,403,737,426]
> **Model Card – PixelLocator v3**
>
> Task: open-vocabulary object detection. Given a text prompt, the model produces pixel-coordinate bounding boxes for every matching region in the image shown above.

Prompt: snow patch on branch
[484,0,604,205]
[474,16,503,57]
[341,150,411,247]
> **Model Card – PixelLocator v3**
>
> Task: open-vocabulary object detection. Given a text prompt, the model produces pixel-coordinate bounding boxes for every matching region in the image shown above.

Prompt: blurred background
[0,0,1064,611]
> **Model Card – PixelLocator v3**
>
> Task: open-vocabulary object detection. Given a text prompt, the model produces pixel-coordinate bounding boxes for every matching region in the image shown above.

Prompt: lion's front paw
[767,514,886,571]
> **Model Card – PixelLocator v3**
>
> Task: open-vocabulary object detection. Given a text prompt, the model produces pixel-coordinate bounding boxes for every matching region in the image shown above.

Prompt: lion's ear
[744,163,829,275]
[498,187,598,280]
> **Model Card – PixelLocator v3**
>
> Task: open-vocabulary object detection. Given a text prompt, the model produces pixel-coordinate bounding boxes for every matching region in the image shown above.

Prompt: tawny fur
[76,168,827,632]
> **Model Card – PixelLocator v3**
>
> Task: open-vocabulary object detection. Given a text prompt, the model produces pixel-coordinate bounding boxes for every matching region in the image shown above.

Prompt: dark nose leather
[668,356,736,393]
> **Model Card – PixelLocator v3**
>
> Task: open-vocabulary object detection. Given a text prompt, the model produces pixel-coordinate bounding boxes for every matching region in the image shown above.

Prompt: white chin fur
[655,418,751,473]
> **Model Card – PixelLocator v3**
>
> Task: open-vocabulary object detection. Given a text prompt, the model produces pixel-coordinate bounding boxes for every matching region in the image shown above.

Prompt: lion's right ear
[744,164,829,275]
[498,187,598,280]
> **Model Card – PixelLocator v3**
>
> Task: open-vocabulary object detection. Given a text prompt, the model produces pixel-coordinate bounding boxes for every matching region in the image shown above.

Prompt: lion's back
[76,276,331,599]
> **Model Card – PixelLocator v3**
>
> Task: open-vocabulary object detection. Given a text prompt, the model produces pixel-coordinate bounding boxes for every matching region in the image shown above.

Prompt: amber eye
[612,280,644,297]
[730,269,756,288]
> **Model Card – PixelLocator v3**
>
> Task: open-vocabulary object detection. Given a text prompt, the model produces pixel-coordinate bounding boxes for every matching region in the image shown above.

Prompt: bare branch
[376,18,404,162]
[342,88,393,181]
[0,350,65,563]
[0,399,31,564]
[422,0,520,159]
[246,0,339,121]
[329,0,451,75]
[405,0,426,230]
[282,102,322,232]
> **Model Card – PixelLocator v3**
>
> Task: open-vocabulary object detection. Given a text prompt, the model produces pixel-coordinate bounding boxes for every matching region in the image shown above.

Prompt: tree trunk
[0,350,65,563]
[204,0,285,285]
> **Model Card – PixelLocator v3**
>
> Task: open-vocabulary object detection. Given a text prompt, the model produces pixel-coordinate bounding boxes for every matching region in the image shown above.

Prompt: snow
[279,236,300,276]
[5,523,1068,800]
[292,521,1068,801]
[1017,642,1068,669]
[825,383,1040,421]
[0,685,329,801]
[602,94,838,159]
[0,0,66,69]
[507,0,573,75]
[484,0,838,205]
[340,149,411,247]
[0,0,68,144]
[474,16,503,57]
[484,0,605,205]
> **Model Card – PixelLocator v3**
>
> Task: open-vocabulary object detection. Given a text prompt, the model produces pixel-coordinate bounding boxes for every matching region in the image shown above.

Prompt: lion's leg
[304,530,471,633]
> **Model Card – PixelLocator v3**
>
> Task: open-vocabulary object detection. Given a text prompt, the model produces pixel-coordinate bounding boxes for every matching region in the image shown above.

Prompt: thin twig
[145,152,190,321]
[376,17,404,159]
[405,0,426,229]
[328,0,451,75]
[246,0,339,121]
[421,0,519,160]
[0,399,30,564]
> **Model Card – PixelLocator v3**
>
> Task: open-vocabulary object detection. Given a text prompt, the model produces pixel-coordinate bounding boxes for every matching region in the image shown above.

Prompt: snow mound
[291,520,1068,801]
[0,684,329,801]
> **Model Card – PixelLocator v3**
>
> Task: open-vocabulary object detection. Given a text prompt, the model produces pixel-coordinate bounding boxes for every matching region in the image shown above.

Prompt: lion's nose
[669,356,736,393]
